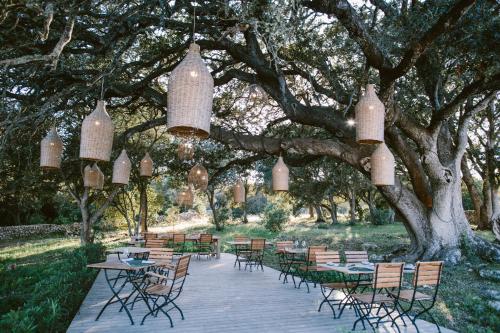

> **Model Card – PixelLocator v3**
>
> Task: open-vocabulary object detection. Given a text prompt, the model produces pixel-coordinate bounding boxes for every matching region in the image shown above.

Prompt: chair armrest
[145,271,171,281]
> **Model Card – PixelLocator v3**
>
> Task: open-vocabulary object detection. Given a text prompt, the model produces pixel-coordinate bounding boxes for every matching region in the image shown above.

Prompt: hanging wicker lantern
[94,163,105,190]
[233,179,245,203]
[177,187,194,208]
[83,164,99,188]
[355,84,385,144]
[80,100,114,161]
[272,156,289,191]
[40,127,63,170]
[188,164,208,191]
[371,143,395,186]
[140,152,153,177]
[167,43,214,139]
[177,141,195,160]
[112,149,131,185]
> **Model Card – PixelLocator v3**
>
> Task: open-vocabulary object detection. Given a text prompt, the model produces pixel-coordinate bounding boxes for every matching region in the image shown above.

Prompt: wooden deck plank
[68,253,454,333]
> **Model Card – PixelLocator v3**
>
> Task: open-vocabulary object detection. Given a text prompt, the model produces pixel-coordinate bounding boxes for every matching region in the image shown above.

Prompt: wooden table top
[106,247,150,254]
[226,240,274,246]
[157,233,220,240]
[87,260,156,271]
[317,263,415,275]
[283,248,308,254]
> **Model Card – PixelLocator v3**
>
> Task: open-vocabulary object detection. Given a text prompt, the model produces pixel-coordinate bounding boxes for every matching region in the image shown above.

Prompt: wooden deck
[68,253,454,333]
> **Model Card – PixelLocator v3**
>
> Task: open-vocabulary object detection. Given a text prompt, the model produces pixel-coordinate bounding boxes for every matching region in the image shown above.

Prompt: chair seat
[155,261,175,270]
[298,265,334,272]
[321,281,359,289]
[391,289,432,301]
[352,293,394,304]
[145,284,178,296]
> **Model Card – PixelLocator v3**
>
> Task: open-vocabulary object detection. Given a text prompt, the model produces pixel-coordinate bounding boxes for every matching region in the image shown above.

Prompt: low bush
[0,242,105,333]
[263,203,289,232]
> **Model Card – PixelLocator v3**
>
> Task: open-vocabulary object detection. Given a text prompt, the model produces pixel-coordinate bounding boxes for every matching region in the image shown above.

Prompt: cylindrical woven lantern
[112,149,131,185]
[177,187,194,208]
[188,164,208,191]
[371,143,395,186]
[83,164,99,188]
[93,163,104,190]
[40,127,63,170]
[178,141,195,160]
[272,156,289,191]
[140,152,153,177]
[167,43,214,139]
[80,100,114,161]
[233,179,245,203]
[355,84,385,144]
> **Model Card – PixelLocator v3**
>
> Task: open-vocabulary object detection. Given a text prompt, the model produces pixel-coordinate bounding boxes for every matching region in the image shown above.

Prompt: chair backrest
[148,248,174,262]
[234,235,249,242]
[173,233,186,244]
[143,232,158,240]
[373,263,404,289]
[344,251,369,263]
[174,255,191,280]
[250,238,266,251]
[275,241,293,252]
[307,245,328,262]
[413,261,443,287]
[145,238,167,248]
[200,234,213,243]
[315,251,341,264]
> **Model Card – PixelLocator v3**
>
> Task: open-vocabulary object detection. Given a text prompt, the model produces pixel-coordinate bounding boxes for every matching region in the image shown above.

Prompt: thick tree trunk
[79,188,92,244]
[461,156,483,227]
[315,205,325,222]
[207,189,223,231]
[349,189,356,225]
[327,194,338,224]
[242,182,249,224]
[309,205,314,218]
[139,184,148,233]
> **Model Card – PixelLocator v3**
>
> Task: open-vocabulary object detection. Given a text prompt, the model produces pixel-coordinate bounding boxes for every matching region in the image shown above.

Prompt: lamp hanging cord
[100,76,105,100]
[192,1,197,42]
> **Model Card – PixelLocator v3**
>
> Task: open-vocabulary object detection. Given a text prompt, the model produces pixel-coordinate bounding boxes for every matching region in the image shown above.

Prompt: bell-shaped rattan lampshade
[167,43,214,139]
[40,127,63,170]
[188,164,208,191]
[178,141,195,160]
[140,152,153,177]
[355,84,385,144]
[112,149,131,185]
[83,164,99,188]
[233,179,245,203]
[177,187,194,208]
[94,163,105,190]
[272,156,289,191]
[371,143,395,186]
[80,100,114,161]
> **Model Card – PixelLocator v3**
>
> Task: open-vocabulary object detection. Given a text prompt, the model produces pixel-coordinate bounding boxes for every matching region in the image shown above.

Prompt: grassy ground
[1,219,498,332]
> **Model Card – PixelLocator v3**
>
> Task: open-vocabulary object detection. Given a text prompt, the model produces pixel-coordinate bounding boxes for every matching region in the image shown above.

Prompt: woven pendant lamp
[112,149,131,185]
[80,100,114,161]
[167,43,214,139]
[140,152,153,177]
[40,127,63,170]
[355,84,385,144]
[188,164,208,191]
[83,164,99,188]
[272,156,289,191]
[178,141,195,160]
[177,187,194,208]
[94,163,105,190]
[233,179,245,203]
[371,143,395,186]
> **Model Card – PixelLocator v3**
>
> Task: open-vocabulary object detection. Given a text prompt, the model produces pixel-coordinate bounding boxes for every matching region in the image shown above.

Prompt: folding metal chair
[391,261,444,333]
[351,262,405,332]
[275,241,294,282]
[197,233,214,259]
[140,255,191,326]
[233,235,249,268]
[297,245,327,292]
[240,239,266,272]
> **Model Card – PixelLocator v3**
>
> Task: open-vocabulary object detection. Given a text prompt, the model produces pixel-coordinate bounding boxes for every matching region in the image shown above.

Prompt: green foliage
[231,206,244,219]
[246,193,267,214]
[370,208,394,225]
[263,203,289,232]
[0,242,105,333]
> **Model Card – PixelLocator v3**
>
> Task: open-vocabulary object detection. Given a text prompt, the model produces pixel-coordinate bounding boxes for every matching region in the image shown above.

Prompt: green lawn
[1,221,498,333]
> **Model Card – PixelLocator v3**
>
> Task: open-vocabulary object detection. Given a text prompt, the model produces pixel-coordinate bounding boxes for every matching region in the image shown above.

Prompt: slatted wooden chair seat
[145,283,180,296]
[352,293,395,304]
[396,290,432,301]
[233,235,250,268]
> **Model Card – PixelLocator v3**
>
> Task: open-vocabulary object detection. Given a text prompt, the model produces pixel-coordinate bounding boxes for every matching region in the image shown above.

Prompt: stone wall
[0,223,81,241]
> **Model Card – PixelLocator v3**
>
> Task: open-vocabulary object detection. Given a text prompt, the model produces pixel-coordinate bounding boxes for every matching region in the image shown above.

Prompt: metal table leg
[96,268,135,325]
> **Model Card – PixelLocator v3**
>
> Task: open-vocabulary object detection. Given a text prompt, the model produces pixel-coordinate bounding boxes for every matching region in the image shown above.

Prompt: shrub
[232,207,244,219]
[246,193,267,214]
[263,203,289,232]
[0,242,105,333]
